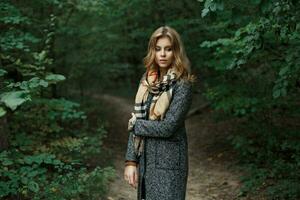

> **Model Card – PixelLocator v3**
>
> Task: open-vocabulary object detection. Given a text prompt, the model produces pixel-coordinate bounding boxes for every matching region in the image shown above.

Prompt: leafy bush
[0,150,114,199]
[0,1,115,199]
[200,0,300,199]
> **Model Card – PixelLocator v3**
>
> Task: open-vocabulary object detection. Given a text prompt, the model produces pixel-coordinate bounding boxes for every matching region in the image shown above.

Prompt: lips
[160,60,168,62]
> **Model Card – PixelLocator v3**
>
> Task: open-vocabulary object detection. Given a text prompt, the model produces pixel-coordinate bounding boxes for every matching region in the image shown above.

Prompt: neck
[159,67,169,81]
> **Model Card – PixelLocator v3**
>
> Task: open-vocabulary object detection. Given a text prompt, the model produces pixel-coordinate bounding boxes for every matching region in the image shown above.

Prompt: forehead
[156,36,172,46]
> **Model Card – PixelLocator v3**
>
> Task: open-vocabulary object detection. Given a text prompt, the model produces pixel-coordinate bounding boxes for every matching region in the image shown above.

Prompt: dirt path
[94,93,247,200]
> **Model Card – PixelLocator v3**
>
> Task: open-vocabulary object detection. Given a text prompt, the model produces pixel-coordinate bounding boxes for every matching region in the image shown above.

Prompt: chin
[159,64,170,68]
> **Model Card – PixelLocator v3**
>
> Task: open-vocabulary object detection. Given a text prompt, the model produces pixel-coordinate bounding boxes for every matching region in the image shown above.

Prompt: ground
[93,93,252,200]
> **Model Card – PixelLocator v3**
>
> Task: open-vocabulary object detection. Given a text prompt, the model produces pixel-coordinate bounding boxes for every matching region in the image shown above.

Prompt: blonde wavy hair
[143,26,196,83]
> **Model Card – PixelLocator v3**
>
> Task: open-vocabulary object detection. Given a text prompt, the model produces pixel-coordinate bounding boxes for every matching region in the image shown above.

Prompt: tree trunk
[0,116,9,150]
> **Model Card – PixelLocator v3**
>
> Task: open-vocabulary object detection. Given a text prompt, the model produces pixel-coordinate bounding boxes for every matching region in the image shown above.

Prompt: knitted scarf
[130,67,178,157]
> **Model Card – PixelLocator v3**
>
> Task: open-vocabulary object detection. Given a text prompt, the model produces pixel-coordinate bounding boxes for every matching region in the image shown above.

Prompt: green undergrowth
[0,98,115,199]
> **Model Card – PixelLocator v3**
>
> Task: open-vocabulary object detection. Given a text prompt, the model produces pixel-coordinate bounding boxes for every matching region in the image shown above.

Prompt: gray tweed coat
[125,79,193,200]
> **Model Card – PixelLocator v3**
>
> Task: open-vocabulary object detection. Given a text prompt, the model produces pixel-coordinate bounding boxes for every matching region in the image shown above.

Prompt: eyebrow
[155,45,172,48]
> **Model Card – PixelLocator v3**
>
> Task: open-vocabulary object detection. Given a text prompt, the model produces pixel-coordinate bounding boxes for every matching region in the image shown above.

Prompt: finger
[128,174,132,184]
[135,172,138,185]
[132,171,136,188]
[135,171,139,189]
[129,180,134,188]
[124,172,128,180]
[129,174,134,187]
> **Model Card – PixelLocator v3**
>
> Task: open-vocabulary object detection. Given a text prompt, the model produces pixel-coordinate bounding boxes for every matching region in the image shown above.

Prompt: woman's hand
[124,165,138,189]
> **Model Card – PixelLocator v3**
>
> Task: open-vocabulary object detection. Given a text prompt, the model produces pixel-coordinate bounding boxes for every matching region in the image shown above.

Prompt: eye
[166,48,172,52]
[155,47,160,51]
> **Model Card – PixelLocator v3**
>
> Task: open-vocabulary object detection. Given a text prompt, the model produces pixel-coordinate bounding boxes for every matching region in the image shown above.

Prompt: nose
[160,49,166,57]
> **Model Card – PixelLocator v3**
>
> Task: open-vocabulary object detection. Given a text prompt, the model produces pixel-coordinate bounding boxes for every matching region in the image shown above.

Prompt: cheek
[155,52,159,60]
[168,52,174,61]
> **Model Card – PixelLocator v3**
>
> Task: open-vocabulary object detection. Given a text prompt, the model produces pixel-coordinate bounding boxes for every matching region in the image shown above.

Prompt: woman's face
[155,36,174,69]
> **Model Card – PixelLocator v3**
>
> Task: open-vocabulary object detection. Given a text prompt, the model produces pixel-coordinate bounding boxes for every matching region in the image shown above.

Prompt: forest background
[0,0,299,199]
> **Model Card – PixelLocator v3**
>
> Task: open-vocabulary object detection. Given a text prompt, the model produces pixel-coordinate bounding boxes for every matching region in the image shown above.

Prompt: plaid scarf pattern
[130,67,178,157]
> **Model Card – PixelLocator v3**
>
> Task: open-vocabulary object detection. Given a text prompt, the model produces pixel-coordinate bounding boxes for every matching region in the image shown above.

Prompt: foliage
[0,150,114,199]
[0,1,114,199]
[200,0,300,199]
[2,0,299,199]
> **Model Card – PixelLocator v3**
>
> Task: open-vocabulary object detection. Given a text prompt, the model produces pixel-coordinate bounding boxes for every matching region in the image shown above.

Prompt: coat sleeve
[124,130,139,162]
[124,72,147,163]
[133,80,193,138]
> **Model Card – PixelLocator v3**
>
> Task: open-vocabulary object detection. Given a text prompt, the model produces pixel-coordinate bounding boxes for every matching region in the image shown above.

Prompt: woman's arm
[133,80,193,138]
[125,160,137,166]
[124,130,139,162]
[124,73,147,163]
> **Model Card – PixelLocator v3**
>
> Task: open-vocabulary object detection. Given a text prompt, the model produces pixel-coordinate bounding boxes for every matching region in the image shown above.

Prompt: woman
[124,26,195,200]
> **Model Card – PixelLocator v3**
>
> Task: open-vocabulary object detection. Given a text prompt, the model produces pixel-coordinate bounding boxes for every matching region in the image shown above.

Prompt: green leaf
[0,69,7,76]
[39,80,48,87]
[279,66,289,76]
[0,91,30,111]
[2,159,13,166]
[28,181,39,193]
[201,8,210,17]
[0,107,6,117]
[210,3,217,12]
[33,50,47,62]
[45,74,66,82]
[273,89,281,99]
